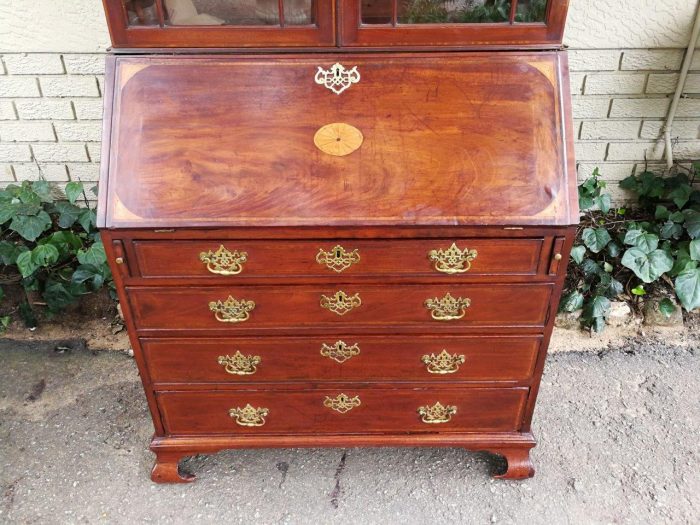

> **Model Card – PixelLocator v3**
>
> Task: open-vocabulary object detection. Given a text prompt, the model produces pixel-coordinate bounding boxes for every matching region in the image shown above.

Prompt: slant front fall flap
[99,52,576,229]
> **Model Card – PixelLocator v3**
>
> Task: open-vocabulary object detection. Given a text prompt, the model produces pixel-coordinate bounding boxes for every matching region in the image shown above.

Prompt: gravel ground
[0,337,698,525]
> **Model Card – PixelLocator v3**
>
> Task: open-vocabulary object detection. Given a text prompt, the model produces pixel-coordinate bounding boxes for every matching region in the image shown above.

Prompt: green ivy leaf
[582,227,612,253]
[78,208,96,233]
[9,211,52,242]
[684,210,700,239]
[667,183,692,209]
[603,262,613,273]
[621,247,674,283]
[638,172,665,198]
[31,244,59,267]
[31,180,54,203]
[0,241,28,265]
[624,230,659,253]
[690,240,700,261]
[559,290,584,312]
[580,258,602,276]
[570,245,586,264]
[596,272,623,298]
[0,200,19,225]
[606,241,622,258]
[594,194,611,214]
[674,266,700,311]
[15,250,40,278]
[660,220,683,240]
[669,211,685,223]
[42,281,78,313]
[0,316,9,333]
[45,231,83,253]
[619,175,638,191]
[77,241,107,267]
[658,298,677,318]
[655,205,670,220]
[54,201,81,228]
[65,181,84,205]
[631,284,646,296]
[582,295,611,323]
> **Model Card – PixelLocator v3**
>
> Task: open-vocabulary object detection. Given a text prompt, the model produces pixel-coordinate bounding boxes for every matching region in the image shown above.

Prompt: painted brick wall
[1,0,700,204]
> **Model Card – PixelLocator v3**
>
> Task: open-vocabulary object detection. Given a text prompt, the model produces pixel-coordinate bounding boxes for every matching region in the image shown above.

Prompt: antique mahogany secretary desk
[99,0,576,482]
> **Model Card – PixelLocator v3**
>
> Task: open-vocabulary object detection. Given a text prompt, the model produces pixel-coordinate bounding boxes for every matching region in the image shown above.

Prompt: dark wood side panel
[157,387,529,435]
[127,283,554,330]
[142,335,543,384]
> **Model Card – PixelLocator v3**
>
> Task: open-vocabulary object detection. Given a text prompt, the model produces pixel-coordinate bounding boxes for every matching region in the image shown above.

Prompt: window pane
[397,0,511,25]
[362,0,393,24]
[124,0,160,25]
[160,0,314,26]
[515,0,547,22]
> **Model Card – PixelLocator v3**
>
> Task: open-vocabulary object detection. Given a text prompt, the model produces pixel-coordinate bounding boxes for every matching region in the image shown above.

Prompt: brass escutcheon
[199,245,247,275]
[209,296,255,323]
[428,243,478,274]
[323,393,361,414]
[320,341,361,364]
[229,404,269,427]
[320,291,362,316]
[316,245,360,273]
[421,350,466,374]
[218,351,261,375]
[417,402,457,424]
[424,293,471,321]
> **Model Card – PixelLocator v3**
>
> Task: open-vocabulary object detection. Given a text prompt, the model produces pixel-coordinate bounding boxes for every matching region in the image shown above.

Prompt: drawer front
[128,283,553,331]
[142,335,542,384]
[157,387,529,435]
[132,238,544,279]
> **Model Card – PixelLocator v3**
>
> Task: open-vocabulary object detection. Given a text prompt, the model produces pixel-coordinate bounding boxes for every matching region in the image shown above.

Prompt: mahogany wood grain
[132,237,545,279]
[126,283,554,330]
[101,52,575,228]
[142,335,542,384]
[157,386,529,434]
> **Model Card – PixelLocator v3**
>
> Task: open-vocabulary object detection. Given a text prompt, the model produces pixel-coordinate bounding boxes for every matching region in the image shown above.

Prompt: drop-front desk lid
[98,52,577,229]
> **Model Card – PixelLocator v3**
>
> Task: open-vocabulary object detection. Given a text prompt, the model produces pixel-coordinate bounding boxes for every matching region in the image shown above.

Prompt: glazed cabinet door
[102,0,335,47]
[340,0,568,48]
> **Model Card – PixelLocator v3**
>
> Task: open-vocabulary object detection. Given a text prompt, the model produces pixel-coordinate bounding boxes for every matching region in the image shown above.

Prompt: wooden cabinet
[102,0,568,48]
[99,0,575,483]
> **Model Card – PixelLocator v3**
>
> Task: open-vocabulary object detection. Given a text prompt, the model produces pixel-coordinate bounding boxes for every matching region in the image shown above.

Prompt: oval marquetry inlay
[313,123,363,157]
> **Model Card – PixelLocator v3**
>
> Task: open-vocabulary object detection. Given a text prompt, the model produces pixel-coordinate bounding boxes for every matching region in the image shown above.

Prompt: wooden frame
[102,0,336,48]
[102,0,568,48]
[341,0,569,48]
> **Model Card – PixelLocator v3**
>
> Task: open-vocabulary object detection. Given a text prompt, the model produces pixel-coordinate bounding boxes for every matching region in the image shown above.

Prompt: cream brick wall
[1,0,700,204]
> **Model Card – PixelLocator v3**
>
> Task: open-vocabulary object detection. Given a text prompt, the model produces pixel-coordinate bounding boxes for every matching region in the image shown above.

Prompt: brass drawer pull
[421,350,465,374]
[320,291,361,316]
[316,244,360,273]
[229,404,269,427]
[218,351,261,375]
[424,293,471,321]
[323,393,361,413]
[320,341,360,363]
[209,296,255,323]
[428,243,478,274]
[199,245,247,275]
[417,402,457,424]
[314,63,360,95]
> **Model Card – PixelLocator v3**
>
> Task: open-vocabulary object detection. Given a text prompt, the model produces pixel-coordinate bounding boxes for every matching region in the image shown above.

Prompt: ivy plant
[561,166,700,331]
[0,179,113,331]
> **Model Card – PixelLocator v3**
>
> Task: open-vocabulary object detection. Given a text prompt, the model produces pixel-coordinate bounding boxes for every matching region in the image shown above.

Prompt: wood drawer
[128,283,553,331]
[142,335,542,385]
[131,238,545,280]
[157,387,529,435]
